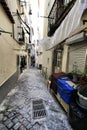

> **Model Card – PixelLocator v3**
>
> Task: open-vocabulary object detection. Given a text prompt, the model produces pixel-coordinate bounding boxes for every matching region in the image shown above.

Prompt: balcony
[48,0,76,36]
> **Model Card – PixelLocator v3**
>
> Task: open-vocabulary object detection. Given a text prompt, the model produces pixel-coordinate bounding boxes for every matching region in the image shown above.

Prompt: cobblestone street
[0,68,73,130]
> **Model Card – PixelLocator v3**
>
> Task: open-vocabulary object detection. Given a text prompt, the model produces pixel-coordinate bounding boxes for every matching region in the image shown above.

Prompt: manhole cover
[32,99,47,119]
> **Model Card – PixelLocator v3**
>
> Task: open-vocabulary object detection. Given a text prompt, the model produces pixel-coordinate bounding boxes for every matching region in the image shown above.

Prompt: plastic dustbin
[78,91,87,107]
[77,83,87,108]
[57,77,76,104]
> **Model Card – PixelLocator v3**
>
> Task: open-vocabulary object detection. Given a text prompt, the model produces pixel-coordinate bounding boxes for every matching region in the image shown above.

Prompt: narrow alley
[0,68,73,130]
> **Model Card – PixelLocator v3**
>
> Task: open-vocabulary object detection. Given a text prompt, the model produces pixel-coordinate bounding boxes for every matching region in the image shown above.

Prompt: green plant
[72,62,81,74]
[81,68,87,78]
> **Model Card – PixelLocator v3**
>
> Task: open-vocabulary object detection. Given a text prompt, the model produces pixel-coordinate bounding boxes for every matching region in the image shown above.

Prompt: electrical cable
[0,27,12,34]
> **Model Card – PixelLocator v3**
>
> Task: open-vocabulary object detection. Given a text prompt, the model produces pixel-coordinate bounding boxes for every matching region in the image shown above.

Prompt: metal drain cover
[32,99,47,119]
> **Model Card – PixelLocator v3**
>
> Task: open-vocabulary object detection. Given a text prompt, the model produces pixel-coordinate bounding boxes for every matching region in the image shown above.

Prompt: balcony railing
[48,0,76,36]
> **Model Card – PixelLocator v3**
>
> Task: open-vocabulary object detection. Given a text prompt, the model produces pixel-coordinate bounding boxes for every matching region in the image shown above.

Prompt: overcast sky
[30,0,45,41]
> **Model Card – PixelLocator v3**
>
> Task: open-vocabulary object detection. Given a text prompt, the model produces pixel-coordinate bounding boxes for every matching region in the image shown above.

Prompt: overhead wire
[0,27,12,34]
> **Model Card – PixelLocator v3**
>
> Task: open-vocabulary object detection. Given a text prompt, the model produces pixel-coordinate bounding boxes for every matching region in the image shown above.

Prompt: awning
[47,0,87,50]
[66,32,86,44]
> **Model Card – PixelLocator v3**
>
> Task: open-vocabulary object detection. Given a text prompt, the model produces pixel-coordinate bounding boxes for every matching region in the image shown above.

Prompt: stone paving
[0,68,73,130]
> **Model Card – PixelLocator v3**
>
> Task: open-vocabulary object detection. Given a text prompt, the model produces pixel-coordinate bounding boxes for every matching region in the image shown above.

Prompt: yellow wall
[0,34,17,86]
[0,5,12,32]
[0,4,26,86]
[0,5,16,85]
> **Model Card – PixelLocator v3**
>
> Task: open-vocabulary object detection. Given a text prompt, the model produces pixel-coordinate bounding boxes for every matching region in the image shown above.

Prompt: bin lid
[57,77,76,91]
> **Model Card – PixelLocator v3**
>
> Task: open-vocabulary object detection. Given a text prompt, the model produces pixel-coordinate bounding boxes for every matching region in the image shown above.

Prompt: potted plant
[72,62,81,83]
[77,83,87,107]
[79,68,87,83]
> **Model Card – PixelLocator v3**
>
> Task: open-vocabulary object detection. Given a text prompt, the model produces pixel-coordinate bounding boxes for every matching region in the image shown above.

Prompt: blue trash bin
[57,77,76,104]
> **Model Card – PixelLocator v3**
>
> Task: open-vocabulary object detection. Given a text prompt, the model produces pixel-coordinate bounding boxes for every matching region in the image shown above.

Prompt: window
[53,49,62,68]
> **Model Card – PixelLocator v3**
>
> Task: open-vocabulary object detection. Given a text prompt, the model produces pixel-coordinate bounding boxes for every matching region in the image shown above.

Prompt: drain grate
[32,99,47,119]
